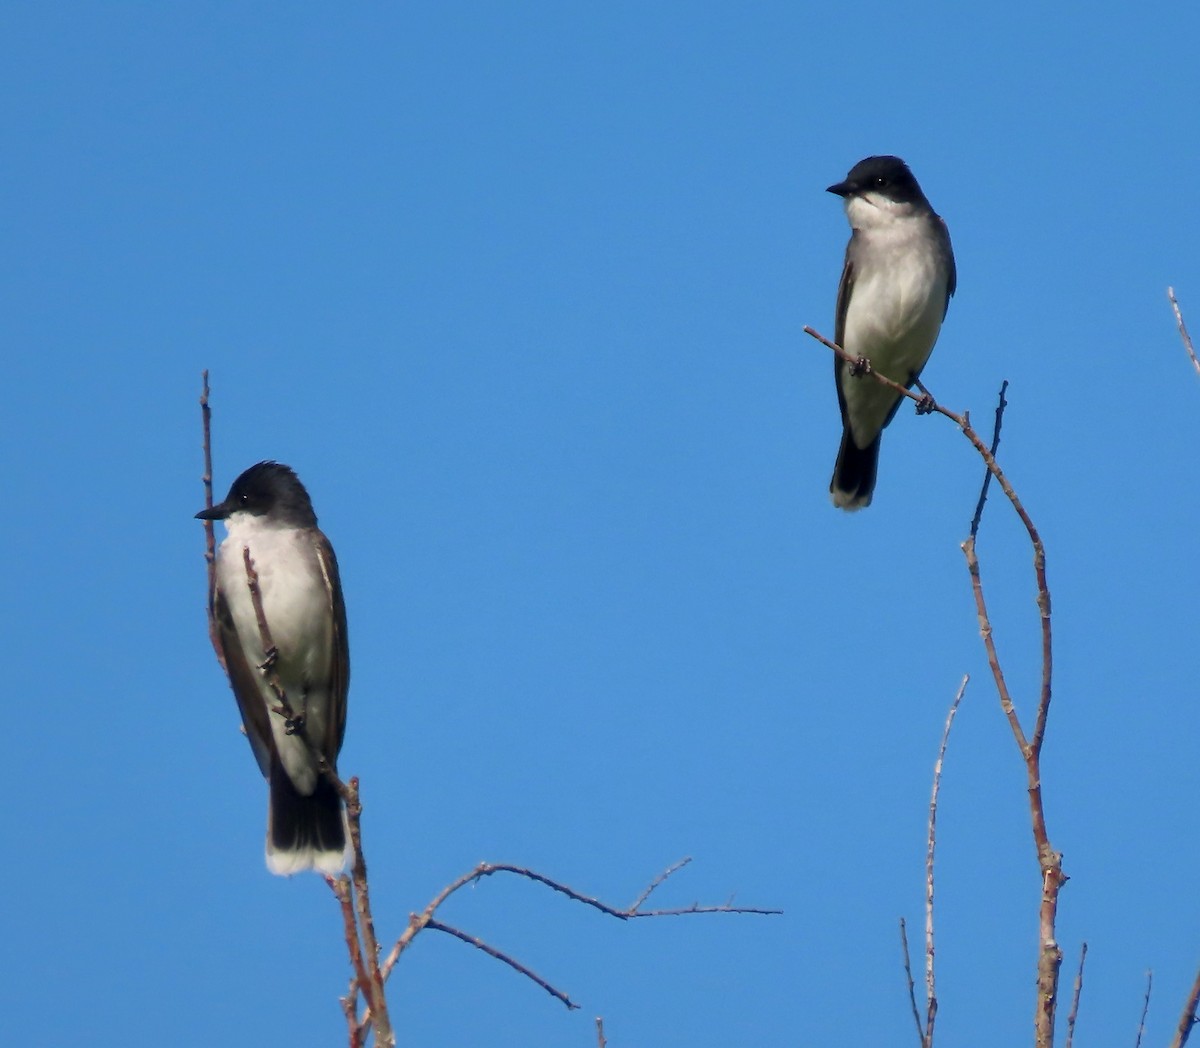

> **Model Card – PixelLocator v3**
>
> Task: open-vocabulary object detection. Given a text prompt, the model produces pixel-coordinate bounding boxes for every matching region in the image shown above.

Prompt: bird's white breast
[840,205,949,446]
[216,517,332,677]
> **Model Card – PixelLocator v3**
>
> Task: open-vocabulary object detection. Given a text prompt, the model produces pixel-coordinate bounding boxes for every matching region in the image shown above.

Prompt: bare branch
[1168,287,1200,378]
[899,918,924,1048]
[803,327,1063,1047]
[596,1017,607,1048]
[198,372,227,674]
[1170,964,1200,1048]
[963,529,1063,1048]
[1134,970,1152,1048]
[427,918,579,1010]
[371,858,780,1014]
[629,856,692,911]
[329,875,370,1031]
[199,382,388,1048]
[344,777,390,1045]
[924,676,968,1047]
[1064,942,1087,1048]
[961,537,1028,749]
[632,900,781,918]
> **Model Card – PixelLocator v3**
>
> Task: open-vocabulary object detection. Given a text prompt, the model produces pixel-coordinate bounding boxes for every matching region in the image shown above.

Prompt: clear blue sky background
[3,4,1197,1046]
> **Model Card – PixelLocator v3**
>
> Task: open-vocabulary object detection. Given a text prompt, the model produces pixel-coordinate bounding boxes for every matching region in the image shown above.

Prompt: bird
[825,155,956,510]
[196,461,350,875]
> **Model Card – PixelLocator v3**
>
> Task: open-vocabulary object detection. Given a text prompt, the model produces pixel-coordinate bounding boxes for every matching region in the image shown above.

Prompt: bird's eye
[874,176,888,187]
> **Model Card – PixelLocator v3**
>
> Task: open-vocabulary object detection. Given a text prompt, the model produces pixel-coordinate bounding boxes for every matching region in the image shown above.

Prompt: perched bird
[196,462,350,875]
[826,155,956,510]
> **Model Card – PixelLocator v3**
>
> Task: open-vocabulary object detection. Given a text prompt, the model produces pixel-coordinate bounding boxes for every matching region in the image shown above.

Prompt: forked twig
[352,857,781,1036]
[630,856,693,911]
[330,875,373,1027]
[344,778,388,1044]
[803,328,1063,1048]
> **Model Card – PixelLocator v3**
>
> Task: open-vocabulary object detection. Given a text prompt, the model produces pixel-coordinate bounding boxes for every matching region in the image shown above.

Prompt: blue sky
[3,4,1198,1046]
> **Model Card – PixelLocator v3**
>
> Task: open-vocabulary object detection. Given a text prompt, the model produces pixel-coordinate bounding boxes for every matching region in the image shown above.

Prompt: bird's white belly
[218,527,331,675]
[216,522,334,792]
[841,249,947,447]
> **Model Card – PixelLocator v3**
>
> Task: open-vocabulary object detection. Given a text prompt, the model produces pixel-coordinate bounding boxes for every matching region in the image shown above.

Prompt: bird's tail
[266,757,349,876]
[830,428,881,511]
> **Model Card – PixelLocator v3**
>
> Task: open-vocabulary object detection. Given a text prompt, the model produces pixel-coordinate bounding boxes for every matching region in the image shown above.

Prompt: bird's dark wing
[938,215,956,314]
[315,532,350,760]
[213,586,275,779]
[833,234,857,424]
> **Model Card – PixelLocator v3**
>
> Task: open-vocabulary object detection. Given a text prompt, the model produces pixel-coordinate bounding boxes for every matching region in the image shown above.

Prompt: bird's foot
[848,355,872,377]
[914,391,936,415]
[258,646,279,672]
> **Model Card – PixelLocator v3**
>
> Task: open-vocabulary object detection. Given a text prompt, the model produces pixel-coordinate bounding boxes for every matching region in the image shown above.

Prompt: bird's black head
[195,461,318,528]
[826,155,926,205]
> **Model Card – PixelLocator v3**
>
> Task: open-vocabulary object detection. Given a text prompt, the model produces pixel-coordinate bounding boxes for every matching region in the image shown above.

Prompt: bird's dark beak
[826,180,854,198]
[195,502,230,521]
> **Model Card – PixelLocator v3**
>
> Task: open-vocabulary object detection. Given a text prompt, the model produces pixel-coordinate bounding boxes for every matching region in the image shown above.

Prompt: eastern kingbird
[196,462,350,875]
[826,155,956,510]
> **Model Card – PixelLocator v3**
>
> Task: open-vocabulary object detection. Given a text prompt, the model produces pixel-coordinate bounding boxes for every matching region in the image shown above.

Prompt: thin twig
[629,856,692,911]
[804,326,961,427]
[899,918,925,1048]
[241,550,279,682]
[1170,965,1200,1048]
[596,1017,607,1048]
[1064,942,1087,1048]
[632,901,781,918]
[961,535,1027,747]
[1168,288,1200,378]
[969,381,1008,539]
[427,918,579,1010]
[1135,970,1152,1048]
[924,676,968,1047]
[199,372,227,673]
